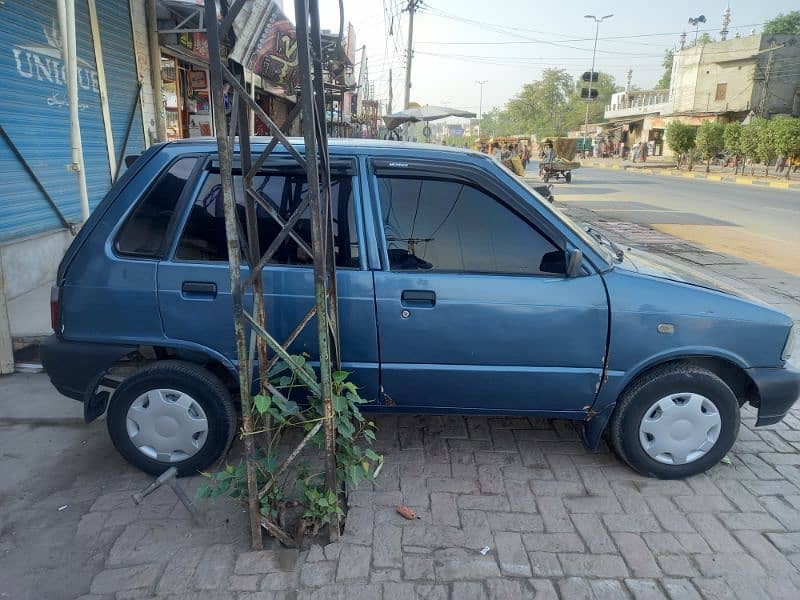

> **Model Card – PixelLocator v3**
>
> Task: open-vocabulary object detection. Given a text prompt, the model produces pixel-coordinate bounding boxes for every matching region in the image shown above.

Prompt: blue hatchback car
[42,139,799,479]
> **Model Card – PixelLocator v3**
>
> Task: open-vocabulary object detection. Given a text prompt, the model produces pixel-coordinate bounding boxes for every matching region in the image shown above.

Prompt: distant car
[42,139,799,479]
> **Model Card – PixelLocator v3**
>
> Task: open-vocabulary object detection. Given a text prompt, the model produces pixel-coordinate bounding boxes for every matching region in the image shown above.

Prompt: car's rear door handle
[181,281,217,298]
[401,289,436,307]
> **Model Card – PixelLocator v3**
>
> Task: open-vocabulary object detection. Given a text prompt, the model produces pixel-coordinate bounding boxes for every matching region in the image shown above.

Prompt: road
[542,164,800,276]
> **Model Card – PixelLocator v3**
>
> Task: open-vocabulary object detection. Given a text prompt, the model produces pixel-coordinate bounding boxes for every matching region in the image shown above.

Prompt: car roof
[166,136,486,160]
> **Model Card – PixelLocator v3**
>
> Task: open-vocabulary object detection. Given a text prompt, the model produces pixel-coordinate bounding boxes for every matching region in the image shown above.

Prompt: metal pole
[403,0,416,108]
[87,0,117,180]
[204,0,263,550]
[58,0,90,222]
[582,18,600,159]
[476,80,486,136]
[388,68,393,115]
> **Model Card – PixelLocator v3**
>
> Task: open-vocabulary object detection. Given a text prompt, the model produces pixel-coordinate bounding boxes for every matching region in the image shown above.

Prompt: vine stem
[258,421,324,500]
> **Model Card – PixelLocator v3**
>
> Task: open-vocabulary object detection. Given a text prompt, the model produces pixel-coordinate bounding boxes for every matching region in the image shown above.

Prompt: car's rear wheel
[106,361,236,476]
[609,364,739,479]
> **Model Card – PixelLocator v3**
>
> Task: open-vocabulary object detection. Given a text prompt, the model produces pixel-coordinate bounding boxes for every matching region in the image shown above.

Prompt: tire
[608,363,739,479]
[565,172,572,183]
[107,361,236,476]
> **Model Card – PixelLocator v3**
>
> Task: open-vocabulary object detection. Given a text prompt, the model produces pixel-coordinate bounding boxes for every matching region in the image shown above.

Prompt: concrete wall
[757,34,800,117]
[129,0,158,145]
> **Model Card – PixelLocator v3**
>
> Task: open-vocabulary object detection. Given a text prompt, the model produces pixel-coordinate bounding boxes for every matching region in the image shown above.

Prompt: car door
[369,158,608,415]
[156,155,380,400]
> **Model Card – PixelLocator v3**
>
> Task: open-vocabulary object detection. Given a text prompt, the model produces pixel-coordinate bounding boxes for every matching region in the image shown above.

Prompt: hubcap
[638,392,721,465]
[125,389,209,462]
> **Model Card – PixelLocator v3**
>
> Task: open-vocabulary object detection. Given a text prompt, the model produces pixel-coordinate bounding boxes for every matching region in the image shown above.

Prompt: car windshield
[489,157,616,268]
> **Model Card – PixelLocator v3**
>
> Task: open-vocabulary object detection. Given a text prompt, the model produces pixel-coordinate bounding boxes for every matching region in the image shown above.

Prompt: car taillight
[50,285,60,332]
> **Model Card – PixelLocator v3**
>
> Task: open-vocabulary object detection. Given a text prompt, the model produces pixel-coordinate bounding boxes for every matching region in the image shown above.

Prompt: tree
[771,117,800,179]
[657,49,674,89]
[740,119,763,175]
[756,118,778,175]
[764,11,800,35]
[666,121,697,169]
[723,122,744,174]
[695,121,726,172]
[564,72,618,133]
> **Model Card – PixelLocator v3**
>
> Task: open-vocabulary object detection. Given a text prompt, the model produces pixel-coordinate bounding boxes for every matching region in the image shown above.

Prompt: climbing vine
[197,355,382,542]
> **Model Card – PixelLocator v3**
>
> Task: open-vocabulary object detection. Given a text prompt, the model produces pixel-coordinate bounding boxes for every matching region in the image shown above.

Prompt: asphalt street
[542,164,800,277]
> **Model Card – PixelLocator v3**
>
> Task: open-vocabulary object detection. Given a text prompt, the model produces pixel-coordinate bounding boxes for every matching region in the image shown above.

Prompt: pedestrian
[521,143,530,168]
[491,142,502,162]
[776,154,787,174]
[641,140,648,163]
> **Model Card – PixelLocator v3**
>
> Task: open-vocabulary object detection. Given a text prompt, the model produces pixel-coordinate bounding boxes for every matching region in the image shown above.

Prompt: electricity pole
[404,0,422,108]
[476,80,487,134]
[582,14,613,158]
[388,68,393,115]
[757,42,784,117]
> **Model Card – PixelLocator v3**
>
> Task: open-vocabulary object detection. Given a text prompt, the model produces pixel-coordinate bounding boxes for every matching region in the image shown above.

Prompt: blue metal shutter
[0,0,110,242]
[95,0,146,168]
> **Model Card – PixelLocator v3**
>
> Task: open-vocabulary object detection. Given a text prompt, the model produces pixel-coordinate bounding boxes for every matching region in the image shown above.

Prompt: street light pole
[476,80,487,135]
[582,14,613,159]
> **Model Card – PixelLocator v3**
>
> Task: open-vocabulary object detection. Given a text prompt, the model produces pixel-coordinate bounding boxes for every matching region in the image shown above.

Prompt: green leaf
[365,448,381,461]
[720,455,733,465]
[253,394,271,414]
[332,370,349,382]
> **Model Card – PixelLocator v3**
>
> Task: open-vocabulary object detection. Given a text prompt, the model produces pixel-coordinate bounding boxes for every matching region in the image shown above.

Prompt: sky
[286,0,799,118]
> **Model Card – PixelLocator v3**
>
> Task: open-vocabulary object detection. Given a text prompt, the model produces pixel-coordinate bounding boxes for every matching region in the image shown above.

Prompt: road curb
[582,161,800,192]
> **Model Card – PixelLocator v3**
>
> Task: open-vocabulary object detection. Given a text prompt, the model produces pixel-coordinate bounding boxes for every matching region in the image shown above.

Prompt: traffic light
[581,71,599,83]
[580,88,599,100]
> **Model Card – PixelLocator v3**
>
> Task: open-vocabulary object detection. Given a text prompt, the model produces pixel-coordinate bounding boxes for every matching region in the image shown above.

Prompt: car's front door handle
[401,289,436,307]
[181,281,217,298]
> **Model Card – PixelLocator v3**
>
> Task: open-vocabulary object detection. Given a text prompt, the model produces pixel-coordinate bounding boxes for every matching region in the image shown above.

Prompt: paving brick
[563,495,623,514]
[644,497,695,533]
[370,568,402,583]
[229,575,260,591]
[733,530,797,574]
[536,497,574,532]
[156,546,205,594]
[528,578,559,600]
[372,524,402,568]
[517,440,548,468]
[522,532,584,553]
[578,467,614,496]
[761,495,800,530]
[451,581,488,600]
[530,480,585,497]
[642,533,684,555]
[611,481,652,515]
[691,578,738,600]
[486,578,529,599]
[589,579,630,599]
[433,547,501,581]
[717,511,783,531]
[382,582,417,600]
[336,544,371,582]
[673,533,712,554]
[487,512,543,532]
[299,560,336,587]
[673,494,735,513]
[612,532,661,577]
[460,509,493,549]
[402,555,434,581]
[528,552,562,576]
[655,555,698,577]
[661,578,702,600]
[427,478,480,494]
[626,579,668,600]
[477,465,505,495]
[686,514,742,553]
[742,479,799,496]
[234,550,298,575]
[557,577,593,600]
[90,565,160,594]
[603,514,662,533]
[457,494,511,512]
[693,553,767,577]
[572,514,617,554]
[343,507,374,545]
[714,479,766,512]
[403,524,466,549]
[260,571,299,591]
[494,532,531,577]
[505,479,538,513]
[546,454,580,481]
[195,544,235,590]
[558,553,629,578]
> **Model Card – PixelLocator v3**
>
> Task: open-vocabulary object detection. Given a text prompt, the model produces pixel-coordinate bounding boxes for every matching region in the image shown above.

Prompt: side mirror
[566,248,583,277]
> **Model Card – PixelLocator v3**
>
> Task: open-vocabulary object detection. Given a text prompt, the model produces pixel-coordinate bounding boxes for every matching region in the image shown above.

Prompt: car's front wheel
[106,361,236,476]
[609,364,740,479]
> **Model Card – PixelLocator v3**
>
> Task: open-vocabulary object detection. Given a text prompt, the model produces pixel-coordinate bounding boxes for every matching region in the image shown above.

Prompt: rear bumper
[747,366,800,426]
[41,335,136,402]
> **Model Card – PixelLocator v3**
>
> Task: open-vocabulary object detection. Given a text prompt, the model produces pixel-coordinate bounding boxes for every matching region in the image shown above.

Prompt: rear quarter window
[115,157,199,257]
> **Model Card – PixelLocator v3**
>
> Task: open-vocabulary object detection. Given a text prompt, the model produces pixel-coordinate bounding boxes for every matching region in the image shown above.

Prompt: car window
[376,176,564,275]
[115,157,199,257]
[176,171,359,268]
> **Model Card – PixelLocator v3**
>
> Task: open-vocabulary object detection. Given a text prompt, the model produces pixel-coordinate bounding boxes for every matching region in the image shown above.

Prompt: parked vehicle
[42,139,799,479]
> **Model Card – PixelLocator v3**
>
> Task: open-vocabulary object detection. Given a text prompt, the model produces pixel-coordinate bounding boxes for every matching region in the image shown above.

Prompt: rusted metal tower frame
[204,0,342,549]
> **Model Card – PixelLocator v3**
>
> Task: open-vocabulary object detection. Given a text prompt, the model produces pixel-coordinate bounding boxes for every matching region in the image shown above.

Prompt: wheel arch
[583,352,759,451]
